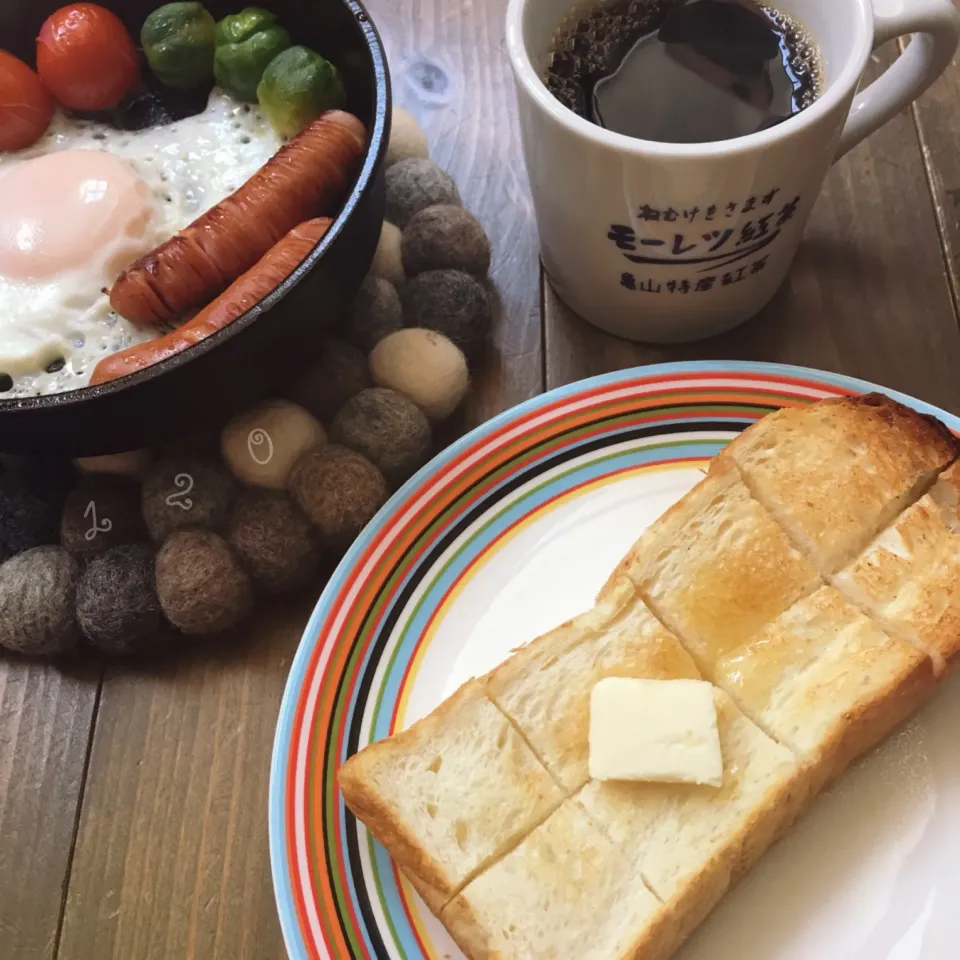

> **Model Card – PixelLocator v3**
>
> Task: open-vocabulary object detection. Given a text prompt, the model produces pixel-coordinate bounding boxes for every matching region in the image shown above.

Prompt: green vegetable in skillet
[214,7,291,102]
[257,46,346,138]
[141,2,216,90]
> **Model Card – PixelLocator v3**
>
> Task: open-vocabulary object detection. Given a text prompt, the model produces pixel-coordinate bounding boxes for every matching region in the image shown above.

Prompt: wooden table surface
[4,2,960,957]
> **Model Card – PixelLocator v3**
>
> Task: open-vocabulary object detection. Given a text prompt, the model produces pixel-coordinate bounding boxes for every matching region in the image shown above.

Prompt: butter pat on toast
[485,576,700,793]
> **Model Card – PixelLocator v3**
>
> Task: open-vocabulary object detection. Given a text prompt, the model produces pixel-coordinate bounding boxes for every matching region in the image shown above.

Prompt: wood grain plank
[907,45,960,316]
[56,602,309,960]
[0,659,99,960]
[373,0,545,419]
[56,2,543,958]
[545,50,960,417]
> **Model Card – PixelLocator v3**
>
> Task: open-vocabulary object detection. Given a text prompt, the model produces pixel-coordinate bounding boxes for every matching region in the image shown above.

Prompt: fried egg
[0,90,281,397]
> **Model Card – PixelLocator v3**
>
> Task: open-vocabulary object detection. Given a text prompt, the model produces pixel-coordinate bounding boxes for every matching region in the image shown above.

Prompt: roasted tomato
[37,3,140,111]
[0,51,54,150]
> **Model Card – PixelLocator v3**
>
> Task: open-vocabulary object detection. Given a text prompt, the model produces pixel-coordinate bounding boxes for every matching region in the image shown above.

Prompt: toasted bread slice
[578,689,803,908]
[337,679,564,907]
[834,460,960,675]
[719,393,957,575]
[602,459,821,674]
[440,798,671,960]
[485,577,700,792]
[712,585,936,791]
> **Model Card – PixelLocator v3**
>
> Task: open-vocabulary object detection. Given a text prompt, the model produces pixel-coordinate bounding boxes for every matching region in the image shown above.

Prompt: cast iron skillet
[0,0,389,456]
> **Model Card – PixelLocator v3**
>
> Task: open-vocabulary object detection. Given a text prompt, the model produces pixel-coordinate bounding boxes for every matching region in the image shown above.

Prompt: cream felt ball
[221,399,325,489]
[386,105,429,167]
[369,329,468,423]
[369,221,405,287]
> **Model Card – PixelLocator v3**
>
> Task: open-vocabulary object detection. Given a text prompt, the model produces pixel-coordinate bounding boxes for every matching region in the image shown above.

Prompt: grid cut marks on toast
[833,459,960,673]
[718,393,958,576]
[336,678,564,912]
[602,459,822,677]
[439,798,668,960]
[712,585,936,791]
[484,577,805,946]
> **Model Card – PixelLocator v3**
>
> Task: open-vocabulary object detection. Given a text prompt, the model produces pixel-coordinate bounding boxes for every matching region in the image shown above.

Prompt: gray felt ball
[142,456,237,543]
[288,445,389,551]
[0,546,79,655]
[76,544,164,653]
[402,205,491,277]
[287,339,371,423]
[401,269,491,361]
[0,475,59,564]
[155,531,253,635]
[385,158,461,229]
[227,491,320,594]
[344,276,403,353]
[61,476,147,556]
[330,388,432,485]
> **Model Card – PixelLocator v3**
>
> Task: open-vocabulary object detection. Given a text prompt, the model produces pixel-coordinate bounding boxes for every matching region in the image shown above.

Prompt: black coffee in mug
[545,0,823,143]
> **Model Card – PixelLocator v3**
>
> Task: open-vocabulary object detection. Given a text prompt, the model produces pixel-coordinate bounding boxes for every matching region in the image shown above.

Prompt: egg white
[0,90,282,397]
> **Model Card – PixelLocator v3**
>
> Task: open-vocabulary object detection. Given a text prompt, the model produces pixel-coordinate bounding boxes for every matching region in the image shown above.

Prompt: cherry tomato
[0,51,54,151]
[37,3,139,111]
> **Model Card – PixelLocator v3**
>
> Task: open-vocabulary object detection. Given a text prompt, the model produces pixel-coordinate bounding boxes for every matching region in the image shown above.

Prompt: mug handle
[836,0,960,160]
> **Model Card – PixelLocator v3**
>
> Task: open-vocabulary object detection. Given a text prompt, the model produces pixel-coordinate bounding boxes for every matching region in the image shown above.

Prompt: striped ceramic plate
[270,361,960,960]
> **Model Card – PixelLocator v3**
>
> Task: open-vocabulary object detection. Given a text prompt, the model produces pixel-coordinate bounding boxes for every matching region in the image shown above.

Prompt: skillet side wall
[0,0,389,455]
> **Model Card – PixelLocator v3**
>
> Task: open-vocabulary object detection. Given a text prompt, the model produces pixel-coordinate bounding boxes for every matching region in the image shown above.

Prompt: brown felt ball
[330,388,432,485]
[76,544,164,653]
[227,491,320,594]
[142,456,237,543]
[288,445,388,551]
[385,158,461,228]
[0,546,79,655]
[155,531,253,635]
[401,269,492,361]
[345,276,403,353]
[402,205,491,277]
[286,339,371,423]
[61,476,147,556]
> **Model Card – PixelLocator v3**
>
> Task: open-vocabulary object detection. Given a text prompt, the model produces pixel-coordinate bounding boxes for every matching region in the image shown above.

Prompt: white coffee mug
[506,0,960,343]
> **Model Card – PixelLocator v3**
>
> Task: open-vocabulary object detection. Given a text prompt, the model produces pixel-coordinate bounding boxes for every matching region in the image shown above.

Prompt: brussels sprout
[214,8,291,102]
[257,46,346,139]
[141,2,216,90]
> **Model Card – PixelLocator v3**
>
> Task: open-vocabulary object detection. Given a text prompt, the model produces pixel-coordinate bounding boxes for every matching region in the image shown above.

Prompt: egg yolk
[0,149,153,282]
